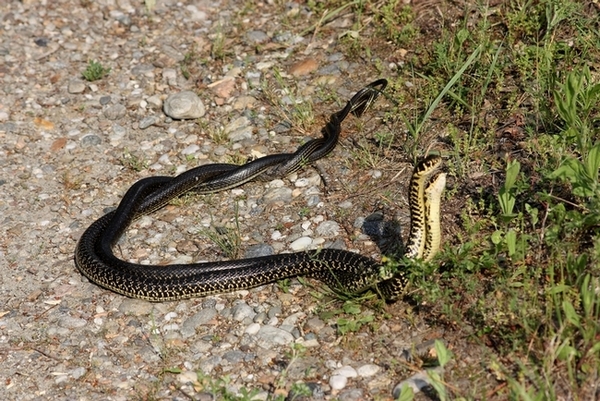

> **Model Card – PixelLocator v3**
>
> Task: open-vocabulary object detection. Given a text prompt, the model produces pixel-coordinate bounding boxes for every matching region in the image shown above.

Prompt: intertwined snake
[74,79,446,301]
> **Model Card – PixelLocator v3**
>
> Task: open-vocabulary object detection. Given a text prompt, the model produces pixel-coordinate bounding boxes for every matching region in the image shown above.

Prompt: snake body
[75,79,446,301]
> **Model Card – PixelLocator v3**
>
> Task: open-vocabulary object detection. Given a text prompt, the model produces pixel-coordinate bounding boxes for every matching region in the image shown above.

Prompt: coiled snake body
[75,79,446,301]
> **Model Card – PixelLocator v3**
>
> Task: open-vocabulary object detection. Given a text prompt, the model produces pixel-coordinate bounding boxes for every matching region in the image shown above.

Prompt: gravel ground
[0,1,481,400]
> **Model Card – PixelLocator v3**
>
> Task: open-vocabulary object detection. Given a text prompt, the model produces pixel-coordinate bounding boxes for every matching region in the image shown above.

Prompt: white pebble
[332,365,358,378]
[245,322,261,335]
[329,375,347,390]
[164,312,177,321]
[289,236,312,251]
[357,364,380,377]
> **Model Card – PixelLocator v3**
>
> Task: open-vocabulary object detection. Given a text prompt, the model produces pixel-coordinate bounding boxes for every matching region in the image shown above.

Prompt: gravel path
[1,1,462,399]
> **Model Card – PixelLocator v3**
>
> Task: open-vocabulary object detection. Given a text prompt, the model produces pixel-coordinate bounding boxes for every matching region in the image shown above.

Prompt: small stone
[289,236,312,251]
[245,322,261,335]
[181,144,200,155]
[329,375,347,390]
[244,244,273,258]
[289,58,319,77]
[163,91,205,120]
[208,77,236,99]
[267,306,282,319]
[232,302,256,322]
[304,317,325,332]
[118,298,154,316]
[246,30,270,44]
[181,309,217,338]
[233,96,257,110]
[315,220,340,237]
[223,350,247,364]
[104,104,127,120]
[357,364,380,377]
[71,367,87,380]
[68,80,86,94]
[80,134,101,147]
[228,126,253,142]
[146,95,162,109]
[262,187,293,205]
[139,115,159,129]
[333,366,358,378]
[255,325,294,349]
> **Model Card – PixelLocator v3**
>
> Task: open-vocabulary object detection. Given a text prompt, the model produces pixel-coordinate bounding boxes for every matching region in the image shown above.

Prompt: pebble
[104,104,127,120]
[71,367,87,380]
[357,364,380,377]
[231,302,256,322]
[139,115,160,129]
[245,322,261,335]
[244,244,273,258]
[289,236,312,251]
[181,308,217,338]
[117,298,154,316]
[68,79,86,94]
[315,220,340,237]
[255,325,294,349]
[163,91,206,119]
[333,366,358,378]
[329,375,348,390]
[80,134,101,147]
[289,58,319,76]
[246,30,270,44]
[262,187,293,204]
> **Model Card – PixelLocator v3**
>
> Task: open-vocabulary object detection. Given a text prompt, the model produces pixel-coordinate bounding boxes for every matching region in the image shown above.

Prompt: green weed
[82,60,111,81]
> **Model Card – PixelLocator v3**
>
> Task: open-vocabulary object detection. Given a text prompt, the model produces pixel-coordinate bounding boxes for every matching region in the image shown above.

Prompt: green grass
[298,0,600,399]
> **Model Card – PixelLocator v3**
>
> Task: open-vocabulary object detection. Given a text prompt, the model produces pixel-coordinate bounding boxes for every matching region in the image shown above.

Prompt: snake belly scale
[74,79,446,301]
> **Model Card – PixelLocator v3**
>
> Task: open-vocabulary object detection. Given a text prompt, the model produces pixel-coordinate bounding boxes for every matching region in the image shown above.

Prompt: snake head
[349,78,388,118]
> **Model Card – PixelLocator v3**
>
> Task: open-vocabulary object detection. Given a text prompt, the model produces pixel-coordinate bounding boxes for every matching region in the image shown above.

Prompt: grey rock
[315,220,340,237]
[80,134,101,147]
[163,91,205,119]
[71,367,87,380]
[338,388,364,401]
[255,325,294,349]
[304,317,325,332]
[68,79,86,94]
[267,306,282,319]
[306,195,320,207]
[231,302,256,322]
[131,63,154,77]
[222,350,247,364]
[244,244,273,258]
[104,104,127,120]
[139,115,159,129]
[118,298,154,316]
[181,308,217,338]
[253,312,267,324]
[262,187,292,204]
[228,126,253,142]
[246,30,270,44]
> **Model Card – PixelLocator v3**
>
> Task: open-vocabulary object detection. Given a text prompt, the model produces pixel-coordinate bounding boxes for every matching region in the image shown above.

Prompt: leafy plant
[82,60,111,81]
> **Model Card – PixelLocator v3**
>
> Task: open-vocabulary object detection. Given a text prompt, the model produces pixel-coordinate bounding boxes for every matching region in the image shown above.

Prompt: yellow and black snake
[74,79,446,301]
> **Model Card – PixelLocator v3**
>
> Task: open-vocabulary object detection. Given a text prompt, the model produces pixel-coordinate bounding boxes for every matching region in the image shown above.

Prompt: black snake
[74,79,446,301]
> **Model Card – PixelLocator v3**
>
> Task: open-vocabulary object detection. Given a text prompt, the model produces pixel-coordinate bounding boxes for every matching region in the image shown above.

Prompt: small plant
[82,60,111,81]
[120,149,148,172]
